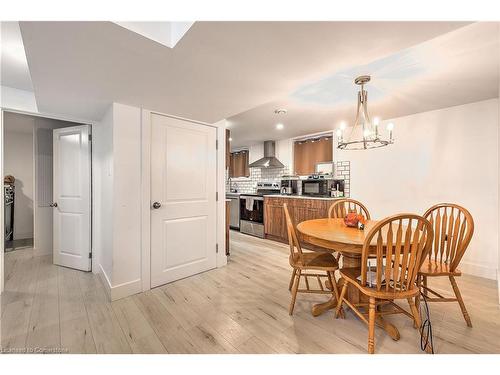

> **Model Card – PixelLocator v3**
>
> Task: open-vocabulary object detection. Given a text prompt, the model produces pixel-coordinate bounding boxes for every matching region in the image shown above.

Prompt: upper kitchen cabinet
[293,135,333,176]
[229,149,250,178]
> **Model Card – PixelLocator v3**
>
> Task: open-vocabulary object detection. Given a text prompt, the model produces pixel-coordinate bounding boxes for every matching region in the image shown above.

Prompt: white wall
[498,23,500,300]
[111,103,142,290]
[248,143,264,163]
[4,115,34,239]
[94,102,143,299]
[336,99,499,280]
[94,103,226,301]
[1,86,38,113]
[93,104,114,288]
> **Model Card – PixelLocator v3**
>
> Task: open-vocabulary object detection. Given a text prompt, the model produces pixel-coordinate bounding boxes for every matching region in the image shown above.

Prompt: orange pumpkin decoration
[344,212,366,228]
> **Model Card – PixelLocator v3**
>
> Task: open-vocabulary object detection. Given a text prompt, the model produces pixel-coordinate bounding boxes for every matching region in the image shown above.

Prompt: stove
[239,182,280,238]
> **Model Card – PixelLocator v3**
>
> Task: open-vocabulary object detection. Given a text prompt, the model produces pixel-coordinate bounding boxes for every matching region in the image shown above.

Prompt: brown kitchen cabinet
[264,196,333,244]
[263,197,288,241]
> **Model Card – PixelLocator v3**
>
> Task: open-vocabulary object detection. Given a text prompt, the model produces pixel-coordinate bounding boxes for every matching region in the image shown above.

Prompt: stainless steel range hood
[248,141,285,169]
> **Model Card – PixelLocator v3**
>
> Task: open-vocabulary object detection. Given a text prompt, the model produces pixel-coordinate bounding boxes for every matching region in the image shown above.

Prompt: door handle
[50,202,58,208]
[152,202,162,209]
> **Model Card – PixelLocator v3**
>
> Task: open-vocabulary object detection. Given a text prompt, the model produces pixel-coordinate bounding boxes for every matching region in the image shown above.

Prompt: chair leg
[422,275,428,297]
[449,275,472,327]
[327,271,341,302]
[407,298,422,329]
[288,269,296,291]
[335,283,348,319]
[368,297,376,354]
[289,269,301,315]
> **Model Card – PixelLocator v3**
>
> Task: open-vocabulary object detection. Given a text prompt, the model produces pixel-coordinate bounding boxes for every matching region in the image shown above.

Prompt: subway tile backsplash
[226,167,290,194]
[226,161,350,197]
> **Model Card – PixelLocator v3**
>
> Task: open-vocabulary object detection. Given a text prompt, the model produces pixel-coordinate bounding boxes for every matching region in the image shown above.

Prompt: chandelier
[336,75,394,150]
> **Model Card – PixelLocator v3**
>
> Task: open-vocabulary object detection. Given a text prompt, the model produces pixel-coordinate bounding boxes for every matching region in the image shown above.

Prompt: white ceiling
[15,21,471,123]
[0,21,33,91]
[227,22,499,147]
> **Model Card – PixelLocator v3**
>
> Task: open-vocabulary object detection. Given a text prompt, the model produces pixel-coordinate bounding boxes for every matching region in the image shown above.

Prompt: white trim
[216,121,228,268]
[98,264,141,301]
[98,263,112,300]
[111,279,142,301]
[140,109,227,294]
[459,260,497,280]
[1,106,94,126]
[497,269,500,305]
[140,109,151,292]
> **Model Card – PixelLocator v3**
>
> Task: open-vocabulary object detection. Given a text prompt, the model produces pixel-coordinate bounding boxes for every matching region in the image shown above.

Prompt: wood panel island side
[263,195,342,244]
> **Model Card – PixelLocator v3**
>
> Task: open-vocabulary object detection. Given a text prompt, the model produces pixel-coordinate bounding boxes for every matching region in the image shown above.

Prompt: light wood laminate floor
[1,230,500,354]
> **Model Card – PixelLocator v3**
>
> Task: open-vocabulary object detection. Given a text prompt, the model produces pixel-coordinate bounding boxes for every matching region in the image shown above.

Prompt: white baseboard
[98,263,112,300]
[497,270,500,306]
[109,278,142,301]
[97,263,142,301]
[32,247,51,256]
[459,260,497,280]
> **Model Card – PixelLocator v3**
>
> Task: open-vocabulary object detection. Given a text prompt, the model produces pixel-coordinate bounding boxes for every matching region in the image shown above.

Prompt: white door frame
[0,107,96,294]
[140,110,227,292]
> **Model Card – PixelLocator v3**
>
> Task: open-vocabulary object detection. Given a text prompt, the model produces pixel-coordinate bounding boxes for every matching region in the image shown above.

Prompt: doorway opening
[2,111,92,286]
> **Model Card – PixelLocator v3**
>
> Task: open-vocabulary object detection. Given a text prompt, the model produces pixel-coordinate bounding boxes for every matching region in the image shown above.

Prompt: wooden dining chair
[328,198,371,220]
[335,214,433,354]
[284,203,341,315]
[328,199,371,261]
[417,203,474,327]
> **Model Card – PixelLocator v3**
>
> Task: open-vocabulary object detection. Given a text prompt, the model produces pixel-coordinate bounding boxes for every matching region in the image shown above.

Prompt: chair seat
[290,251,338,271]
[419,258,461,276]
[340,267,419,299]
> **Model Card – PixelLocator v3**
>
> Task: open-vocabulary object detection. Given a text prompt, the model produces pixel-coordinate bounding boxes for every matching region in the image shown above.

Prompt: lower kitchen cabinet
[263,197,288,241]
[263,196,333,244]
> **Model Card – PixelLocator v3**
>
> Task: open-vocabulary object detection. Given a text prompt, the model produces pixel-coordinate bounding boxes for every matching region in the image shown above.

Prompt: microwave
[301,176,333,196]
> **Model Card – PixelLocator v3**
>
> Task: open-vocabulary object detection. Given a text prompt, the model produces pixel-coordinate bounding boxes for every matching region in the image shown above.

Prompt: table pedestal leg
[311,252,400,341]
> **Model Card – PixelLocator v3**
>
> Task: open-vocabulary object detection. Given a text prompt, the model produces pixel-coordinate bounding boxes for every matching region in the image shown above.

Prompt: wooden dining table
[296,218,401,341]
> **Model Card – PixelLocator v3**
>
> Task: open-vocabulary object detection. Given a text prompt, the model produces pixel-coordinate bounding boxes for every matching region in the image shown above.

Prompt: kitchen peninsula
[263,195,342,243]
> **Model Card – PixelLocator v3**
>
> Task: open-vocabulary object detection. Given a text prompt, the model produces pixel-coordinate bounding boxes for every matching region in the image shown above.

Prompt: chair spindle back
[361,214,433,293]
[328,199,371,220]
[423,203,474,272]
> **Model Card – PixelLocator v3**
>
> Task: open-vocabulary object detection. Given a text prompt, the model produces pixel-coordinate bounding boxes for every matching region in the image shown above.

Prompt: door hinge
[88,252,92,259]
[216,191,219,201]
[88,134,92,142]
[216,140,219,150]
[216,243,219,254]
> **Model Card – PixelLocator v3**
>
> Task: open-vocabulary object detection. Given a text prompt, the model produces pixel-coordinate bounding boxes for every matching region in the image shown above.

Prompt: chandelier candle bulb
[336,128,343,143]
[387,122,394,142]
[373,117,380,138]
[337,75,394,150]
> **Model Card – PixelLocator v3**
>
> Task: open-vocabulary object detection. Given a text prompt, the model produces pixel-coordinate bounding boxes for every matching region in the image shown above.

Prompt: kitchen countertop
[263,194,344,200]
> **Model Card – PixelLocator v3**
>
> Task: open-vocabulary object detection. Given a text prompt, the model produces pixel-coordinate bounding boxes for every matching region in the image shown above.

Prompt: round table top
[296,218,380,253]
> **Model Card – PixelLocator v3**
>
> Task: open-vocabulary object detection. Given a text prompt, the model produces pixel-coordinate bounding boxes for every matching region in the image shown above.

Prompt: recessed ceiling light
[276,123,284,130]
[228,137,233,142]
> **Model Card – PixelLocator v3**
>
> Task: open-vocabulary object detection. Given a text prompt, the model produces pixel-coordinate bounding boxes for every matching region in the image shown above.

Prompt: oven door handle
[241,196,264,201]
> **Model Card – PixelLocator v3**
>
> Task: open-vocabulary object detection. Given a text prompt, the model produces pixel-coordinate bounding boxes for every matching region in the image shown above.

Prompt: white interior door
[150,114,217,288]
[53,125,91,271]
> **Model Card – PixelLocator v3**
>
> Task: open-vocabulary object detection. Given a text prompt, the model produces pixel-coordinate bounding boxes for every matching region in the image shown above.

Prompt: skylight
[113,22,194,48]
